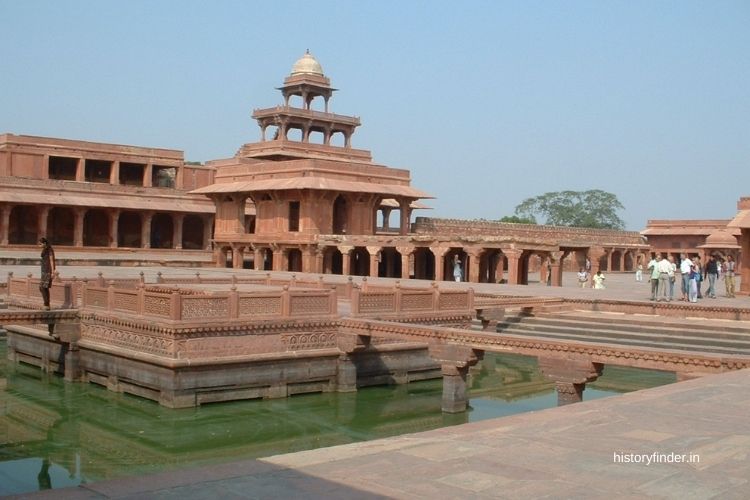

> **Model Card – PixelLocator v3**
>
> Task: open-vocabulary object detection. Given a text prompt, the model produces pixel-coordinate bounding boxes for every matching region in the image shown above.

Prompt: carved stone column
[538,356,603,406]
[173,213,185,250]
[739,230,750,295]
[0,204,11,245]
[143,163,153,187]
[397,246,412,279]
[366,246,381,277]
[141,212,153,249]
[73,208,86,247]
[38,206,50,240]
[75,158,85,182]
[398,199,411,235]
[272,247,284,272]
[340,245,353,276]
[232,245,244,269]
[502,248,523,285]
[109,209,120,248]
[550,250,564,287]
[433,247,448,281]
[202,215,213,250]
[429,344,483,413]
[110,160,120,185]
[467,248,481,283]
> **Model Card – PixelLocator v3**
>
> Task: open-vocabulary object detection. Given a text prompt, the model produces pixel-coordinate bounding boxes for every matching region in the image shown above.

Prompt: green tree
[498,215,537,224]
[514,189,625,230]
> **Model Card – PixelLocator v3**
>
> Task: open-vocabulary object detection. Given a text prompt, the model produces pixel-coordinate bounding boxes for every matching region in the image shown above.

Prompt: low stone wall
[562,298,750,321]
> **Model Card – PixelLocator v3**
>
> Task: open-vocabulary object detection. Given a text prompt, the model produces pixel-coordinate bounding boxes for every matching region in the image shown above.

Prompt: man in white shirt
[647,255,660,301]
[657,255,672,301]
[679,253,693,301]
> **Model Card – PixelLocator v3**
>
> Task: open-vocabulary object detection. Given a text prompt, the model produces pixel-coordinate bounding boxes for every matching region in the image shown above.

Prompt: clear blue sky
[2,0,748,230]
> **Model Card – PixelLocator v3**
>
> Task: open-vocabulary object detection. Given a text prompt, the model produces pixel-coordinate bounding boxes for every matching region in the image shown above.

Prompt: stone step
[514,315,750,341]
[499,326,750,356]
[499,323,750,355]
[539,311,750,335]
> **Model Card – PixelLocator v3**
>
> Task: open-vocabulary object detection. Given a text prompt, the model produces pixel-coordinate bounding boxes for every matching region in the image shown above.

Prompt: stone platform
[16,368,750,499]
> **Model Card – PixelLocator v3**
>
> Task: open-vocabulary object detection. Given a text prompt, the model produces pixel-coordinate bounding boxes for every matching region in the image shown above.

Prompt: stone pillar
[232,245,244,269]
[38,206,50,240]
[618,250,625,272]
[253,246,264,271]
[397,246,412,279]
[466,249,481,283]
[109,210,120,248]
[202,215,213,250]
[433,247,448,281]
[381,207,392,231]
[606,249,613,272]
[550,250,563,287]
[340,246,353,276]
[272,247,284,271]
[0,204,11,245]
[538,356,603,406]
[173,214,184,249]
[143,164,153,187]
[110,160,120,185]
[335,333,370,392]
[73,208,86,247]
[398,199,411,235]
[739,229,750,295]
[141,212,153,249]
[429,344,483,413]
[503,248,523,285]
[75,158,85,182]
[367,246,380,277]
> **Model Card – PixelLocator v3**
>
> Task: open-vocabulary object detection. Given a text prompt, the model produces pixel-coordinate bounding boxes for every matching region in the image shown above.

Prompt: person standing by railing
[39,237,56,310]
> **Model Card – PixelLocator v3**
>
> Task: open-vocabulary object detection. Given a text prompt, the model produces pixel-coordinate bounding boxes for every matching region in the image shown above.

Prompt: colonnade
[0,203,213,250]
[215,242,647,286]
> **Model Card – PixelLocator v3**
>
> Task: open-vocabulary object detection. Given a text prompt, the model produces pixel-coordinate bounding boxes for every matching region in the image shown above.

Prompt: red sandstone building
[2,52,668,285]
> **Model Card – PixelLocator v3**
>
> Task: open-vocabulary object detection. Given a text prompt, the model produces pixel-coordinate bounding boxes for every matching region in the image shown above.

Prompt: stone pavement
[15,368,750,499]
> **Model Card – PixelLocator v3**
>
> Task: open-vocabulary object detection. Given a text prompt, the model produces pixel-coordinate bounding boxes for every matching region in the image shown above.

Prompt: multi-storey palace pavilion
[194,52,648,285]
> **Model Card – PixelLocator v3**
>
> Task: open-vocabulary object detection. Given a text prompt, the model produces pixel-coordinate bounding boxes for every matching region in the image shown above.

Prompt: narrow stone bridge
[339,314,750,412]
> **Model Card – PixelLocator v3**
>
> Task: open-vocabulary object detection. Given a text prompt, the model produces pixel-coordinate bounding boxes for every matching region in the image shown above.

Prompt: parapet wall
[413,217,645,247]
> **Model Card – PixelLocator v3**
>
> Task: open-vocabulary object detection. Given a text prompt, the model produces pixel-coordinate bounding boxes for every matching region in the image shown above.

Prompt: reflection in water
[0,341,675,495]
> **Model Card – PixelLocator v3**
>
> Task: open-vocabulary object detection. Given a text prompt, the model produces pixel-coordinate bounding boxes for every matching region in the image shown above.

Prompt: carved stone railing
[350,282,474,317]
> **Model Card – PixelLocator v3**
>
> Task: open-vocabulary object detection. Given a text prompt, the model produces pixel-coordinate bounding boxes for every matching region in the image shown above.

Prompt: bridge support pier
[538,356,603,406]
[429,345,484,413]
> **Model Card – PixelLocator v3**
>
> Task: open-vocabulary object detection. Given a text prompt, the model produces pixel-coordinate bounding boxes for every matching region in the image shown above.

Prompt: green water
[0,341,676,495]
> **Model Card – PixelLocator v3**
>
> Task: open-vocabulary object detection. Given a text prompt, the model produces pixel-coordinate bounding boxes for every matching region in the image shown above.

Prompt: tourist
[38,237,56,310]
[593,270,606,289]
[657,254,671,301]
[667,255,677,301]
[635,260,643,282]
[688,262,699,303]
[452,255,463,283]
[577,267,589,288]
[724,255,736,298]
[693,256,703,299]
[679,253,693,301]
[647,254,660,301]
[704,255,719,299]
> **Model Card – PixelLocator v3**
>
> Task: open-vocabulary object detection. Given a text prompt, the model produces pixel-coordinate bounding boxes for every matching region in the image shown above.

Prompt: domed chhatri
[701,229,740,248]
[291,50,324,76]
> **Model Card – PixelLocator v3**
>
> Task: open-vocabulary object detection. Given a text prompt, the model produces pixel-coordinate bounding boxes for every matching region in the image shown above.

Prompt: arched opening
[519,251,545,285]
[413,247,435,280]
[350,247,370,276]
[47,207,75,246]
[611,250,623,271]
[330,131,346,147]
[308,130,325,145]
[9,205,38,244]
[444,248,468,282]
[83,210,109,247]
[378,247,402,278]
[323,247,343,274]
[287,248,303,272]
[118,211,142,248]
[286,127,303,142]
[479,249,503,283]
[624,251,634,272]
[150,213,174,249]
[182,215,204,249]
[333,195,348,234]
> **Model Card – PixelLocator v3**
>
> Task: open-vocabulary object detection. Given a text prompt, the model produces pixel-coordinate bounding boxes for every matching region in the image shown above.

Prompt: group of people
[645,253,737,302]
[577,258,606,289]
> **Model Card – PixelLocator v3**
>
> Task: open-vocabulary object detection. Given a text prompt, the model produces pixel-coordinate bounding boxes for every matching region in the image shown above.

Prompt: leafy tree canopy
[513,189,625,230]
[498,215,537,224]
